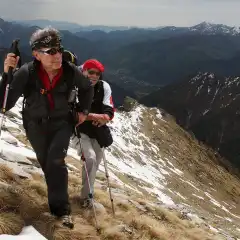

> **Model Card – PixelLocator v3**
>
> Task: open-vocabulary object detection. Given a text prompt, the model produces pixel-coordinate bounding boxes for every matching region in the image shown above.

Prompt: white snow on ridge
[192,194,204,200]
[105,105,189,203]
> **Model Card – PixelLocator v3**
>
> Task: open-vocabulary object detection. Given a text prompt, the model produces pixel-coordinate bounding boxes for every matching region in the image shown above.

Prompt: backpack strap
[21,61,34,114]
[62,60,75,94]
[97,80,105,102]
[21,60,76,114]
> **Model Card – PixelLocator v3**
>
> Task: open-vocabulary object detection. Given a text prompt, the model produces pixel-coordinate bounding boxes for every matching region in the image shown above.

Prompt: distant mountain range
[8,19,240,35]
[8,19,134,33]
[2,18,240,99]
[2,18,240,93]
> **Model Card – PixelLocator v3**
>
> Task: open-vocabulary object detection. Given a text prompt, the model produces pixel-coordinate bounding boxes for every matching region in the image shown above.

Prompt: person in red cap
[72,59,114,208]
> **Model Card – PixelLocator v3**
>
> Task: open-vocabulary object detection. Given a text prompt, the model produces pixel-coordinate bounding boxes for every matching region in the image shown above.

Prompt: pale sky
[0,0,239,27]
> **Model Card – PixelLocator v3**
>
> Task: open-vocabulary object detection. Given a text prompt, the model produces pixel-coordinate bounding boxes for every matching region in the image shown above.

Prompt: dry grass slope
[0,163,221,240]
[144,108,240,202]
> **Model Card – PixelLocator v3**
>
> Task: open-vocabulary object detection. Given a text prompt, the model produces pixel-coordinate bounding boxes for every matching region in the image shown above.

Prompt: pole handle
[7,39,20,85]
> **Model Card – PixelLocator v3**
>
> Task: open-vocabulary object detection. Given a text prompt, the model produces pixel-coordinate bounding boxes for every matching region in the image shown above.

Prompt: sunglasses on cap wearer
[87,69,101,76]
[38,46,64,55]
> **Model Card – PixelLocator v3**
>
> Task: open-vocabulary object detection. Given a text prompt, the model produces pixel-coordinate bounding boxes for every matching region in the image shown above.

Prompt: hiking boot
[59,215,74,229]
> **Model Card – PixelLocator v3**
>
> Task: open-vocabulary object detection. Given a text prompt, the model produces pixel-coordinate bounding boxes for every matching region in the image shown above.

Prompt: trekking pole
[74,127,100,231]
[0,39,20,137]
[102,148,115,217]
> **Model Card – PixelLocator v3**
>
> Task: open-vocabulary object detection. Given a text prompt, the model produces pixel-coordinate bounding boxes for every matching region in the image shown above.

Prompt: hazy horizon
[5,18,235,29]
[0,0,239,28]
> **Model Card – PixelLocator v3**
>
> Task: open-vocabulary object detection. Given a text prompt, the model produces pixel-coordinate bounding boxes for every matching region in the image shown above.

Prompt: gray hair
[29,26,61,46]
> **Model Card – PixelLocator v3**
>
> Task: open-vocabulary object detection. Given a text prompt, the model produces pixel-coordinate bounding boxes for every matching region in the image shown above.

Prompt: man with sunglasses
[0,27,94,228]
[72,59,114,208]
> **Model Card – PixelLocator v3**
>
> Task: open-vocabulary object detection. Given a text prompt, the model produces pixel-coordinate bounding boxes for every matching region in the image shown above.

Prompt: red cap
[82,59,104,72]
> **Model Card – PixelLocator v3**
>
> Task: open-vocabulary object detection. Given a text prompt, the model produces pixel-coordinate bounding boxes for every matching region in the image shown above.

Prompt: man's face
[83,68,101,85]
[33,46,63,70]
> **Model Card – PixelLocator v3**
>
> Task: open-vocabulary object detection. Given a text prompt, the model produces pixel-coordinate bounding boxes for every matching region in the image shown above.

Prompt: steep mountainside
[0,18,39,47]
[103,35,240,87]
[141,72,240,169]
[0,95,240,239]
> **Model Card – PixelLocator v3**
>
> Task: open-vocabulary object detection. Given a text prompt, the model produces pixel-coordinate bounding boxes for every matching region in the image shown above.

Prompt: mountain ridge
[140,72,240,170]
[9,19,240,35]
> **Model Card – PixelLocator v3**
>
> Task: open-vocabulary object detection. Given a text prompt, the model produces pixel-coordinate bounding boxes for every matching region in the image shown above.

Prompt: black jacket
[0,60,94,125]
[77,80,114,147]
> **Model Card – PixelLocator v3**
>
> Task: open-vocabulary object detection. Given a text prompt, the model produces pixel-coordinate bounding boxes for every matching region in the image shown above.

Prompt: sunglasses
[88,70,101,76]
[38,46,64,55]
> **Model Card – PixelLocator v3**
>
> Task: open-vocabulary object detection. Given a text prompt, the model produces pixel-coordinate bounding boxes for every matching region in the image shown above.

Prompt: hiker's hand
[4,53,19,73]
[92,120,106,127]
[76,112,87,126]
[92,114,110,127]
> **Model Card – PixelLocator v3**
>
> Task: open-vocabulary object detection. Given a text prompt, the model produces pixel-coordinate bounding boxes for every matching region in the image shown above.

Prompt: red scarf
[38,64,63,109]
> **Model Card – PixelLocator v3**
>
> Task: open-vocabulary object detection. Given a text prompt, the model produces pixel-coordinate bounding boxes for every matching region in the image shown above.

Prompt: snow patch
[175,192,187,200]
[181,179,200,192]
[209,225,219,233]
[192,194,204,200]
[0,226,47,239]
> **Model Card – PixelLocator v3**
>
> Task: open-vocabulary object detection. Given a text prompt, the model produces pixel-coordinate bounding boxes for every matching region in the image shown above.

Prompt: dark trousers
[26,119,72,217]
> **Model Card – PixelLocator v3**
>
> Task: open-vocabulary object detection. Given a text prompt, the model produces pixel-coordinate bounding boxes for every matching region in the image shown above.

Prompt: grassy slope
[0,160,222,240]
